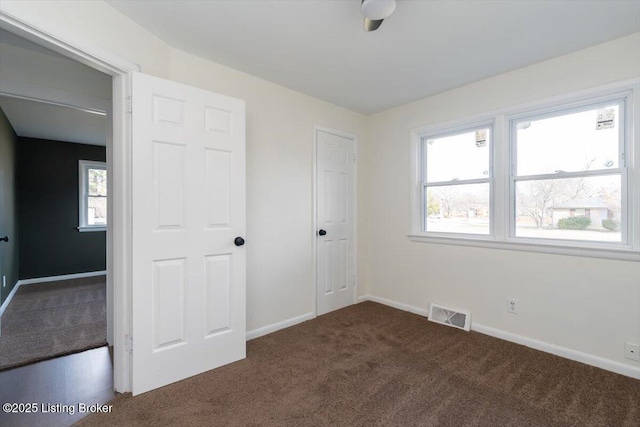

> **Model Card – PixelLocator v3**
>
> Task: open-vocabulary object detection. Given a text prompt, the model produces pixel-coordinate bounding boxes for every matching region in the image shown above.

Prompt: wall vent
[428,303,471,331]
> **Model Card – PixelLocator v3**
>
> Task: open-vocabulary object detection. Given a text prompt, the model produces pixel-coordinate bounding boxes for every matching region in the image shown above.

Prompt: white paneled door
[316,128,356,316]
[131,72,246,395]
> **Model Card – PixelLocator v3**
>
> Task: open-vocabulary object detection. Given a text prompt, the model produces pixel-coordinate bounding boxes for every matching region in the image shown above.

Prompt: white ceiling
[106,0,640,115]
[0,96,107,146]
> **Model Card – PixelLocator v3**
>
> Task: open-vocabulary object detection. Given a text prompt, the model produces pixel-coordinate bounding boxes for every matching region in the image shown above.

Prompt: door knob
[318,229,327,236]
[234,237,245,247]
[0,236,8,242]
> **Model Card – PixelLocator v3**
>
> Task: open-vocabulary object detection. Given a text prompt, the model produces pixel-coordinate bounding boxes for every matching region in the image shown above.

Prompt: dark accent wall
[17,137,106,279]
[0,106,19,307]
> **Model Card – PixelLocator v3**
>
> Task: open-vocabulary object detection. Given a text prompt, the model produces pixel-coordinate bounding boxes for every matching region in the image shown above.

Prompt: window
[410,83,639,261]
[422,126,492,235]
[512,102,624,244]
[79,160,107,232]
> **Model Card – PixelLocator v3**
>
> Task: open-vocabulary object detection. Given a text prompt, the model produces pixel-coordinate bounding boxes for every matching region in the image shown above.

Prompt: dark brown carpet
[0,276,106,371]
[79,301,639,427]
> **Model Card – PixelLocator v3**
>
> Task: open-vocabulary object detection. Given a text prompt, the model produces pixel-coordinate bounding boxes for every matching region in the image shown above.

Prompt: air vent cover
[428,303,471,331]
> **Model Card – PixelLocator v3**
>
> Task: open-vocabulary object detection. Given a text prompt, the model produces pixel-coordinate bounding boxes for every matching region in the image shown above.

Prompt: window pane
[515,175,621,242]
[515,105,620,176]
[88,196,107,225]
[425,183,490,234]
[425,128,490,182]
[88,168,107,196]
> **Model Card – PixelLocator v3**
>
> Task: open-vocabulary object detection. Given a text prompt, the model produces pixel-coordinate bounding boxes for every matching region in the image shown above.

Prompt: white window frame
[408,79,640,262]
[78,160,107,232]
[507,97,628,247]
[420,122,495,239]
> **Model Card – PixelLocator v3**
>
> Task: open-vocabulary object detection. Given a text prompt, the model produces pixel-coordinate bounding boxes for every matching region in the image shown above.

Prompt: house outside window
[79,160,107,232]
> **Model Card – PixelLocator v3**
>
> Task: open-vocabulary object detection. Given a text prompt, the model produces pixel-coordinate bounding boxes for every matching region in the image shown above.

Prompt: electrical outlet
[625,343,640,361]
[507,298,519,314]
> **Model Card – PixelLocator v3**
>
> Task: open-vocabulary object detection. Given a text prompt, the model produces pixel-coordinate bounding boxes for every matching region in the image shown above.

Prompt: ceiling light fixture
[361,0,396,32]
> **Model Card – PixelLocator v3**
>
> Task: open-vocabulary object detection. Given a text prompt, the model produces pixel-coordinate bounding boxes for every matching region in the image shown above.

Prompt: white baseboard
[0,279,21,318]
[246,312,315,341]
[19,270,107,286]
[0,271,107,319]
[472,323,640,380]
[357,294,640,380]
[357,294,429,317]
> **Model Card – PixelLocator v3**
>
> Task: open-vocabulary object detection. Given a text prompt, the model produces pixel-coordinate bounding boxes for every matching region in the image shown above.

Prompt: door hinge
[125,335,133,353]
[352,153,356,163]
[126,96,132,114]
[351,275,356,285]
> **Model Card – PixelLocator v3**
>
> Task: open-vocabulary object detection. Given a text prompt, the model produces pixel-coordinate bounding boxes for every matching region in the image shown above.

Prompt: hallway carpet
[80,301,639,426]
[0,276,106,370]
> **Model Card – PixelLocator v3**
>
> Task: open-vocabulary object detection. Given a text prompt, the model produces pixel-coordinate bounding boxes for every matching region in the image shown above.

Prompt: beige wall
[360,33,640,370]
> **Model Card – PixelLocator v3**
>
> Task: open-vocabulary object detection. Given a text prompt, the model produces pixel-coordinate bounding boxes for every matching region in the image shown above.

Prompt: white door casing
[131,72,246,395]
[316,128,356,316]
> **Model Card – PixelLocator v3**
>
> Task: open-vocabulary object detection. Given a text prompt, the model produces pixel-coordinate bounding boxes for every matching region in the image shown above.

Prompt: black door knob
[234,237,245,247]
[318,229,327,236]
[0,236,8,243]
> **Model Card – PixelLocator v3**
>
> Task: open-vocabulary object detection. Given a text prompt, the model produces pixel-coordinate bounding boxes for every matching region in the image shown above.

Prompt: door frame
[0,11,138,392]
[312,125,359,317]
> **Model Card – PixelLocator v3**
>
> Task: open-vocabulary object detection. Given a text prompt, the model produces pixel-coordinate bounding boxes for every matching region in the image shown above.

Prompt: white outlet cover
[507,298,519,314]
[625,343,640,361]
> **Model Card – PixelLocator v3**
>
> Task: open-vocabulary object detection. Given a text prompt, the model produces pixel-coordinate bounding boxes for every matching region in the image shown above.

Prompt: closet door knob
[318,229,327,236]
[234,237,245,247]
[0,236,8,243]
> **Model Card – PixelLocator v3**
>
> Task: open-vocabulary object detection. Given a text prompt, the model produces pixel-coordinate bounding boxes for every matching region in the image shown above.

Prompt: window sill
[407,233,640,262]
[78,226,106,233]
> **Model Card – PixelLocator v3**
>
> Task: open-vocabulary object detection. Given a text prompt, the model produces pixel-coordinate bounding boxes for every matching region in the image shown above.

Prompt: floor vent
[428,303,471,331]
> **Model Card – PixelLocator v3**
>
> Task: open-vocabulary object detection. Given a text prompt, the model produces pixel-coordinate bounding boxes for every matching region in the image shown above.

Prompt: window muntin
[511,100,625,244]
[79,160,107,230]
[422,126,492,235]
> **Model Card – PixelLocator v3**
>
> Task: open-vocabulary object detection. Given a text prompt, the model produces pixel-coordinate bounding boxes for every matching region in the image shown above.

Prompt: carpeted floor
[78,301,639,426]
[0,276,107,370]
